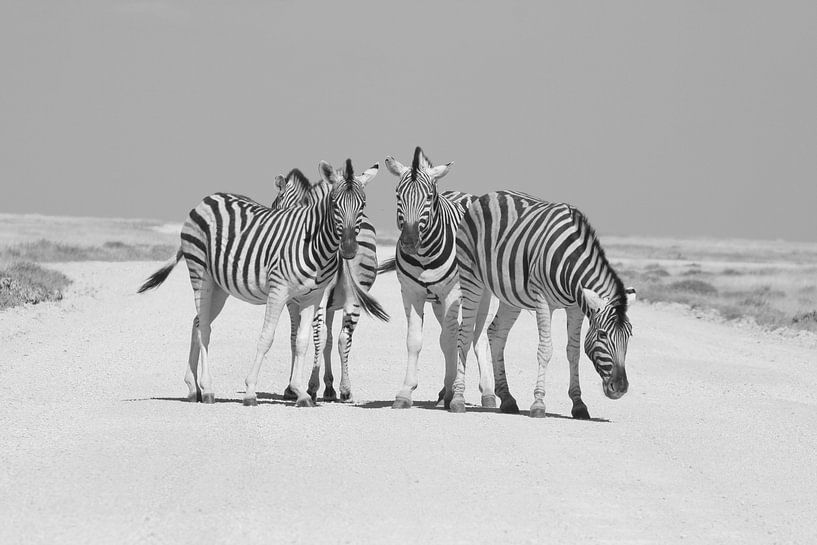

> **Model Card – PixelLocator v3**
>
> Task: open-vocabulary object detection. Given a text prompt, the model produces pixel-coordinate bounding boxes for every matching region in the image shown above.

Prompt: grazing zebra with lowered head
[454,190,636,418]
[380,146,496,410]
[137,159,385,407]
[270,169,382,403]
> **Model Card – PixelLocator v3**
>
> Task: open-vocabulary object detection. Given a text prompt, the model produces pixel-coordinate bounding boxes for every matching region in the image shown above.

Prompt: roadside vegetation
[0,239,176,263]
[0,262,72,310]
[0,239,176,310]
[614,261,817,333]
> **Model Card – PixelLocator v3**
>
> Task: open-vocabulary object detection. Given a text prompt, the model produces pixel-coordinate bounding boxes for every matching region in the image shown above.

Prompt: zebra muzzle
[603,368,629,399]
[340,236,358,260]
[398,225,420,255]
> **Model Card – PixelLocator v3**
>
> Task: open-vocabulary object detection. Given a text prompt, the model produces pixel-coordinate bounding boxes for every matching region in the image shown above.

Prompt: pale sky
[1,1,816,240]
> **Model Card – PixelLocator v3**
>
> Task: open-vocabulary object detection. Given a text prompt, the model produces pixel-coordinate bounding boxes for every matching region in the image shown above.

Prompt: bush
[0,262,72,309]
[0,239,176,262]
[792,311,817,326]
[667,279,718,296]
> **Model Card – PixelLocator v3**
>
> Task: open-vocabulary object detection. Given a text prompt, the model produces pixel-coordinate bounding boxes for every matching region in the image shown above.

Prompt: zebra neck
[311,199,341,258]
[418,198,452,252]
[572,260,625,318]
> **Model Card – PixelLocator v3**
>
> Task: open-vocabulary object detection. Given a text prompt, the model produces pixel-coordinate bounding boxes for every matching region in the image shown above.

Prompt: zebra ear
[318,161,342,185]
[385,156,408,177]
[355,163,379,187]
[582,288,608,312]
[274,175,286,191]
[427,161,453,182]
[626,287,637,305]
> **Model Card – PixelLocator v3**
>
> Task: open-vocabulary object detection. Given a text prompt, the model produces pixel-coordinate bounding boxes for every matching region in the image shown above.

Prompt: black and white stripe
[272,168,381,403]
[454,190,636,418]
[137,159,384,407]
[381,146,496,409]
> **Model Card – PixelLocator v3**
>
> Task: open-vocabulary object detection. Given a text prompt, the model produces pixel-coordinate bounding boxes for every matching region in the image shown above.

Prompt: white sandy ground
[1,260,816,545]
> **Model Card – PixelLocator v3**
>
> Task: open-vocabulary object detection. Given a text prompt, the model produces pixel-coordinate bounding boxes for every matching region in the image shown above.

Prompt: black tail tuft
[343,260,389,322]
[377,257,396,275]
[137,248,183,293]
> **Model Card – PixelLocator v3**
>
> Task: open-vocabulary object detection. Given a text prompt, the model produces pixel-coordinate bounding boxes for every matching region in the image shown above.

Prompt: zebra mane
[285,168,311,190]
[411,146,432,181]
[570,206,630,323]
[344,159,354,182]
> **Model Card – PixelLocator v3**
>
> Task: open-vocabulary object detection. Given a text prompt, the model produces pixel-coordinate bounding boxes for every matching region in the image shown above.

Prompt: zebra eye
[598,331,608,340]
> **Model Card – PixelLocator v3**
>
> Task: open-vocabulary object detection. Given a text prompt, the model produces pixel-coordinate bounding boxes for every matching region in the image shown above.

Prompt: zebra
[137,159,385,407]
[380,146,496,410]
[270,169,381,403]
[454,190,636,418]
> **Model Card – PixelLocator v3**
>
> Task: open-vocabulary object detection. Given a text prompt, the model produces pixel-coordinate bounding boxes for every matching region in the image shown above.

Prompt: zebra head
[582,287,637,400]
[385,146,453,255]
[318,159,379,260]
[270,169,322,210]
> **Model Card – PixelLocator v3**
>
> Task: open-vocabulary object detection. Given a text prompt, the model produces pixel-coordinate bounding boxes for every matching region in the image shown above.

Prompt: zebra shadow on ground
[130,392,291,406]
[355,399,611,422]
[127,396,610,421]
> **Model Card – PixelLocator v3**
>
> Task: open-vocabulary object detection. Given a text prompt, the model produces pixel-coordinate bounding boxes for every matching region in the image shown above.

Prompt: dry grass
[0,239,176,263]
[0,215,180,310]
[615,259,817,333]
[0,262,72,309]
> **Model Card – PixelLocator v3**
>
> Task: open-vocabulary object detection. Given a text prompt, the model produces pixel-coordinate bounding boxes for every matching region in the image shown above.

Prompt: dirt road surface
[2,260,816,544]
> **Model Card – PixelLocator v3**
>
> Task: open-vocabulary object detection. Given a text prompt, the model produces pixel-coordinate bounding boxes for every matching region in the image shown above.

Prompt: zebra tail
[377,257,396,275]
[342,259,390,322]
[137,247,183,293]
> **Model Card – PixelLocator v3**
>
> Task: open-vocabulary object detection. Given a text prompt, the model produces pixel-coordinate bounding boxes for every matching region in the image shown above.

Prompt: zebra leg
[185,316,201,402]
[193,278,228,404]
[430,300,448,407]
[530,305,554,418]
[451,292,492,413]
[431,286,462,409]
[337,307,359,403]
[487,302,522,414]
[473,295,498,408]
[322,311,337,401]
[566,306,590,419]
[307,304,327,402]
[283,302,300,401]
[289,299,321,407]
[393,289,425,409]
[244,290,287,406]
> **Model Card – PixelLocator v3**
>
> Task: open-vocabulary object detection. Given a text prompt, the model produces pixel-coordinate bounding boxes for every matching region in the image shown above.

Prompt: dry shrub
[0,239,175,262]
[0,262,72,309]
[792,311,817,326]
[668,279,718,296]
[643,263,670,278]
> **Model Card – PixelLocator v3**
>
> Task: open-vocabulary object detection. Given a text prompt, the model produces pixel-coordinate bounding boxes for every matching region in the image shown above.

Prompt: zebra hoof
[392,397,412,409]
[572,403,591,420]
[201,393,215,404]
[243,396,258,407]
[529,401,547,418]
[437,387,446,404]
[339,392,353,403]
[186,392,201,403]
[324,387,338,402]
[282,387,297,401]
[500,398,520,414]
[481,395,497,408]
[449,395,467,414]
[308,390,318,403]
[295,397,316,408]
